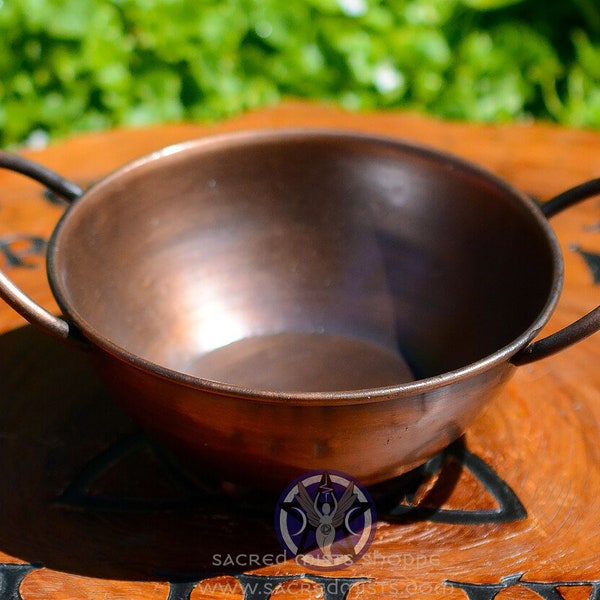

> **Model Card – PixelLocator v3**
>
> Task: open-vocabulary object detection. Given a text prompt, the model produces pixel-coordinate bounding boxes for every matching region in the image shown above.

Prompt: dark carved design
[6,564,600,600]
[165,580,201,600]
[572,245,600,285]
[237,574,369,600]
[158,572,369,600]
[0,563,42,600]
[0,235,47,268]
[56,432,214,511]
[57,434,526,526]
[372,441,527,524]
[447,572,600,600]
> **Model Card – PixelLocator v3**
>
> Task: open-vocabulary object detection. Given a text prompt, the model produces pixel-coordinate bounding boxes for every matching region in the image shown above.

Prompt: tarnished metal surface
[1,129,598,489]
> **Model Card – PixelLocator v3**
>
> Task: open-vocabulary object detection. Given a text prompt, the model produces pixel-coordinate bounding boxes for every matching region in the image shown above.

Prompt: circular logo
[275,470,377,570]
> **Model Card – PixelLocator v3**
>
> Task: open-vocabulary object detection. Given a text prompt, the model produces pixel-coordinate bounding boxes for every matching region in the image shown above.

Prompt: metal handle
[0,151,83,341]
[512,178,600,365]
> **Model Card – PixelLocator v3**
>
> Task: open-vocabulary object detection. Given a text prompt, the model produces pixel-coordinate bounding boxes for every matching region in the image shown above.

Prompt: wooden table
[0,102,599,599]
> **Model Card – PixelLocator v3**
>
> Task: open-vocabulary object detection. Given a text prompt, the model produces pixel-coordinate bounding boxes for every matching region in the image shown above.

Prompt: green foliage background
[1,0,600,147]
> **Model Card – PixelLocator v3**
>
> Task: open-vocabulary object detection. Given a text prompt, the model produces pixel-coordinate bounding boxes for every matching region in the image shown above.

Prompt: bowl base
[184,331,415,393]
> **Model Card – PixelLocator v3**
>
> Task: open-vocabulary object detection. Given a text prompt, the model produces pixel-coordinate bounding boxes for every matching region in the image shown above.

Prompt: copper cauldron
[1,130,599,490]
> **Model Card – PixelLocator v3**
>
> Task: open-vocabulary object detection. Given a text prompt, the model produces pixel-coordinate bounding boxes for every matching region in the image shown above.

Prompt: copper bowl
[1,130,599,490]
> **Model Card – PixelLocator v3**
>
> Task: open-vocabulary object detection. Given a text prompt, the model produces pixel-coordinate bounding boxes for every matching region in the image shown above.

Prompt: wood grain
[0,102,599,599]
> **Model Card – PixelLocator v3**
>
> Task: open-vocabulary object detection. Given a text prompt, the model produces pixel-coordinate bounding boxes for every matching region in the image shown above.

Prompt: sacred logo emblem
[275,470,376,570]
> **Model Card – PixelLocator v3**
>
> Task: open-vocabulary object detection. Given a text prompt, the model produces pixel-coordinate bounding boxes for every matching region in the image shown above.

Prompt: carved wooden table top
[0,102,599,600]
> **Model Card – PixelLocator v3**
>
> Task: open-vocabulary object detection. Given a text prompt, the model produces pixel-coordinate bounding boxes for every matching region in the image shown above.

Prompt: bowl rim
[47,127,563,405]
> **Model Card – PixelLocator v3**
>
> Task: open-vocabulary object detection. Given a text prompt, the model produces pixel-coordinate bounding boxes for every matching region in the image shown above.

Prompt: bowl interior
[50,132,557,392]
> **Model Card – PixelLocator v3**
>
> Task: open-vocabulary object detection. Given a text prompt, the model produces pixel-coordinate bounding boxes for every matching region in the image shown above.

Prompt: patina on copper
[0,130,599,490]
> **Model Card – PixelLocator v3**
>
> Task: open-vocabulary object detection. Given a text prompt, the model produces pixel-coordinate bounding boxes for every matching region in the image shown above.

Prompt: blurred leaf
[459,0,524,9]
[572,30,600,80]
